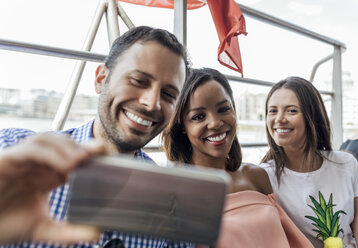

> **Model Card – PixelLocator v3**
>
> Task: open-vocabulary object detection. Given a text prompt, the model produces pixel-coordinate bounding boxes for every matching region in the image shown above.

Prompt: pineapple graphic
[305,191,347,248]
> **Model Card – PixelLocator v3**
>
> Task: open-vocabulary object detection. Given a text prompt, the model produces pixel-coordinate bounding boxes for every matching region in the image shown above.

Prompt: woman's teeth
[207,133,226,142]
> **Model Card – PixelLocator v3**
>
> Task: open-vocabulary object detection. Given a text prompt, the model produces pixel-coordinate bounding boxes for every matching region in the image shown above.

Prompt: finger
[1,134,85,171]
[24,134,92,174]
[32,220,100,244]
[30,134,90,170]
[83,138,108,155]
[22,166,66,192]
[40,136,108,172]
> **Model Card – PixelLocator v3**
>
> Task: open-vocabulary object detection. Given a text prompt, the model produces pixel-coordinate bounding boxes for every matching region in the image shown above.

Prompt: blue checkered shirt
[0,120,193,248]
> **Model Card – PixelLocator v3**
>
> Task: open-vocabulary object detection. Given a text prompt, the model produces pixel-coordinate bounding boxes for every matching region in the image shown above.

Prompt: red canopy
[118,0,246,76]
[117,0,206,10]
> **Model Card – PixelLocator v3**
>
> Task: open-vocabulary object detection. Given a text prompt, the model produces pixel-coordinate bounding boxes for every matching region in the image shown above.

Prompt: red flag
[117,0,206,10]
[207,0,247,76]
[118,0,246,75]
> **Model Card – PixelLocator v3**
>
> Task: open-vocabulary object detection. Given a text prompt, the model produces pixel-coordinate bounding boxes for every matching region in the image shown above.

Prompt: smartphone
[67,155,230,245]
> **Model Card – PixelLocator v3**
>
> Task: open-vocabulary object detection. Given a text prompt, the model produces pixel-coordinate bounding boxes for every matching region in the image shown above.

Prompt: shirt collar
[69,119,154,163]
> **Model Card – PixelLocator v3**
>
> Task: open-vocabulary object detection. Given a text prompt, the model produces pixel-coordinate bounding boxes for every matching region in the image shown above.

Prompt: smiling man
[94,33,187,154]
[0,26,191,248]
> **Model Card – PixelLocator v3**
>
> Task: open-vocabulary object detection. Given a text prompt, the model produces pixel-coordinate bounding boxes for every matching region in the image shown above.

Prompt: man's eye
[191,114,205,121]
[268,109,277,114]
[130,78,145,86]
[162,91,176,100]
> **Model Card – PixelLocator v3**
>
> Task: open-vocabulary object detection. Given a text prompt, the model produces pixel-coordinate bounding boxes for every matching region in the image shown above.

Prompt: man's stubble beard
[98,96,164,154]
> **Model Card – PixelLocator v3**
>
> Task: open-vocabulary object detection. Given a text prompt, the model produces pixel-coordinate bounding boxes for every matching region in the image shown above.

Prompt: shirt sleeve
[0,128,35,150]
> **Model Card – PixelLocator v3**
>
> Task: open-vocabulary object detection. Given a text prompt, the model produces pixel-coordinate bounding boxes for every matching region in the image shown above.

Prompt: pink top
[198,191,313,248]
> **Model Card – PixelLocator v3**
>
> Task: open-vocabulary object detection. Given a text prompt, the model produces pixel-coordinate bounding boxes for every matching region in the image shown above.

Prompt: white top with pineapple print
[260,150,358,248]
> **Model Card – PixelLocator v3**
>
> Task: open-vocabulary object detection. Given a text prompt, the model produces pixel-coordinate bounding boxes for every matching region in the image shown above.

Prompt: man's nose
[138,87,161,111]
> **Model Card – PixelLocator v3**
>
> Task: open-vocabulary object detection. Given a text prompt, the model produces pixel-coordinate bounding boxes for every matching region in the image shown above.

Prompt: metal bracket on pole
[174,0,187,47]
[310,53,334,83]
[51,0,107,130]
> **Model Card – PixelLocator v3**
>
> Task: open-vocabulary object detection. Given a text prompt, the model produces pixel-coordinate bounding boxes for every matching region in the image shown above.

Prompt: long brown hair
[162,68,242,171]
[261,77,332,182]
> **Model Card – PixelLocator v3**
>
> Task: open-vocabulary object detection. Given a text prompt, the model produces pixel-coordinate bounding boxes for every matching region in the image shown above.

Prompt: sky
[0,0,357,97]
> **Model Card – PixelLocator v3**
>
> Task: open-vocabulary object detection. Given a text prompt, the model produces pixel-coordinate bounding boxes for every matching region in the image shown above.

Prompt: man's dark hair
[104,26,190,79]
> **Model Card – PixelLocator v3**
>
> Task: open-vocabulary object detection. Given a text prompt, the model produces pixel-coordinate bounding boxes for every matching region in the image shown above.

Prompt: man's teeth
[276,128,291,133]
[207,133,226,142]
[125,111,153,127]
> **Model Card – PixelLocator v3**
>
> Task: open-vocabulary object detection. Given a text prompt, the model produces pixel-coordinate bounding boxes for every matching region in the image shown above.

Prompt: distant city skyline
[0,87,97,121]
[1,73,357,130]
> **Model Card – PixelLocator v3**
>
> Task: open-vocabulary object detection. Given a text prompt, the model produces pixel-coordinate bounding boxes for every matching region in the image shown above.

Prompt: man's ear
[95,64,109,94]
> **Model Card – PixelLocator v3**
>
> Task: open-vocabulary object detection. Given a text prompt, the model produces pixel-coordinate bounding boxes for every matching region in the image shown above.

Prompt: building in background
[0,88,97,121]
[342,72,358,139]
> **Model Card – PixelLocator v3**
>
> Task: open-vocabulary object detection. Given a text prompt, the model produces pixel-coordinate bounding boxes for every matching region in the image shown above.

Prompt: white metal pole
[106,0,121,46]
[51,0,107,130]
[174,0,187,47]
[117,2,135,29]
[331,45,343,148]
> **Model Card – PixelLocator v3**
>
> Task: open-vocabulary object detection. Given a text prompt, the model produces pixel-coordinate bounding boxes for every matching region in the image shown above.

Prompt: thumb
[84,138,108,155]
[32,220,100,244]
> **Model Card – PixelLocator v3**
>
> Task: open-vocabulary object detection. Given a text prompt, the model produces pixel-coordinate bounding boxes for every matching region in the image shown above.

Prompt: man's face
[95,41,186,153]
